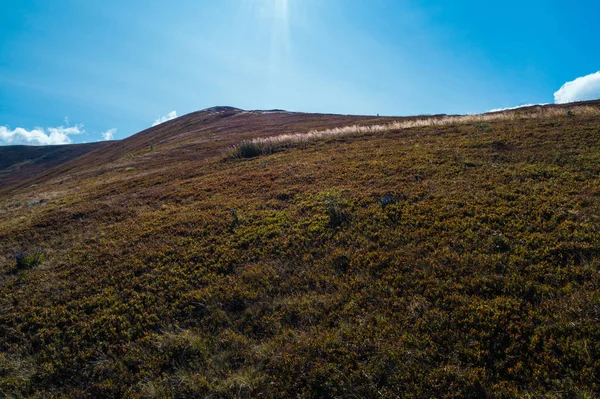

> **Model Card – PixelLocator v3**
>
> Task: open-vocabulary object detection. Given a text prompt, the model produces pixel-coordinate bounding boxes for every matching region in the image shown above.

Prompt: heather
[1,105,599,397]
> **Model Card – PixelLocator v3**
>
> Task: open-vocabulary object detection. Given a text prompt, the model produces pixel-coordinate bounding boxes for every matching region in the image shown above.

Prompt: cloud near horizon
[102,128,117,141]
[488,103,546,113]
[152,111,177,127]
[554,72,600,104]
[0,125,84,145]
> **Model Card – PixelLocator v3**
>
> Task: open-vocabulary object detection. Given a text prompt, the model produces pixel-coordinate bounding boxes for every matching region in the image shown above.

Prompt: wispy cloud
[554,72,600,104]
[0,125,84,145]
[152,110,177,127]
[488,103,545,113]
[102,128,116,141]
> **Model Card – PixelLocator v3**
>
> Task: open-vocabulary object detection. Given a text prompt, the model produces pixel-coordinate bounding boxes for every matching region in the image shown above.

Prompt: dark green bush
[327,200,348,227]
[14,250,44,270]
[232,141,270,158]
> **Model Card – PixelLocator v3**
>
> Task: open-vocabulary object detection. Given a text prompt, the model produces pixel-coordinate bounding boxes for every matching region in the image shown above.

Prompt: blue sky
[1,0,600,145]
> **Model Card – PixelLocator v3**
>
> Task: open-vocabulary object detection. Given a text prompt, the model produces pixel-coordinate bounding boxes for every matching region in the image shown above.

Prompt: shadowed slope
[0,142,109,189]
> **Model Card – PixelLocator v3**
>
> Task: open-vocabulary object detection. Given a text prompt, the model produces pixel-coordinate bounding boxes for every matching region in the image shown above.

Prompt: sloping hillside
[1,104,599,397]
[0,142,108,190]
[2,107,395,195]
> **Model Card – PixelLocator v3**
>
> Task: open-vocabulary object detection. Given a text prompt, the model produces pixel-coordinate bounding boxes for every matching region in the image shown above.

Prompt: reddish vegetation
[1,103,600,397]
[0,142,108,189]
[2,107,396,195]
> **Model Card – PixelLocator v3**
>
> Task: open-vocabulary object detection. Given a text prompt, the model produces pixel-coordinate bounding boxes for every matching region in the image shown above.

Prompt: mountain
[0,107,396,195]
[1,103,599,397]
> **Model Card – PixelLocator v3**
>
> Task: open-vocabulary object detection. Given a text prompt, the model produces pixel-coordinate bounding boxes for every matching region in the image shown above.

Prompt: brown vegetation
[0,142,108,189]
[1,102,600,397]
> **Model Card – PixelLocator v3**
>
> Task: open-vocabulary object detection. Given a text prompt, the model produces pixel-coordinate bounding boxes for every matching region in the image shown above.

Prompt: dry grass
[231,105,600,158]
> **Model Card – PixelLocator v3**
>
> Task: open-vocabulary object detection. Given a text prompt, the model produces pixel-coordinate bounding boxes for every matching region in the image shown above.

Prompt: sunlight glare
[241,0,293,59]
[273,0,290,21]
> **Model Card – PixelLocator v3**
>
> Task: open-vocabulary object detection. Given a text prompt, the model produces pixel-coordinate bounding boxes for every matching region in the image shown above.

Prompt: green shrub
[14,250,44,270]
[232,141,271,158]
[490,234,510,253]
[327,200,348,227]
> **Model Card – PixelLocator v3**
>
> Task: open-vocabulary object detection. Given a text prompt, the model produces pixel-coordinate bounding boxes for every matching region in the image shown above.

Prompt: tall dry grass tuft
[229,105,600,158]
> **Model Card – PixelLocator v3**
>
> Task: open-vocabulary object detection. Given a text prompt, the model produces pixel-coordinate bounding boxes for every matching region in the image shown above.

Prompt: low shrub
[231,141,272,158]
[377,193,397,210]
[14,250,44,270]
[327,200,348,227]
[229,209,239,231]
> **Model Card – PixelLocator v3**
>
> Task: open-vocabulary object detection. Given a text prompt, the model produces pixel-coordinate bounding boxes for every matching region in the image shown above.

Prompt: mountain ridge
[0,108,397,194]
[3,99,600,195]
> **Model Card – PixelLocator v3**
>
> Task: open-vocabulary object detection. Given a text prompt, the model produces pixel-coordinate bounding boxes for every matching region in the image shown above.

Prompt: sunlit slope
[1,103,600,397]
[2,107,394,195]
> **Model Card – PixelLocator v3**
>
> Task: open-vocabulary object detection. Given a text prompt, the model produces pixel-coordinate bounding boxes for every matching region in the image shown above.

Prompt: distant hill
[0,142,108,189]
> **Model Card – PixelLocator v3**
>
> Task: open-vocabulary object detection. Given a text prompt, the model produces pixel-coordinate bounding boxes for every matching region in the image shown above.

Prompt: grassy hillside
[2,108,395,196]
[1,104,600,397]
[0,142,108,190]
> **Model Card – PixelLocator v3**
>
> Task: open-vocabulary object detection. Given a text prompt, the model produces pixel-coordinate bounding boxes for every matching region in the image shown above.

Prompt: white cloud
[554,72,600,104]
[0,125,84,145]
[152,110,177,126]
[488,103,545,113]
[102,128,116,141]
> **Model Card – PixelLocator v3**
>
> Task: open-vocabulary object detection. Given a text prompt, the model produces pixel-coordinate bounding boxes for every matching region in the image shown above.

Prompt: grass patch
[14,249,44,271]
